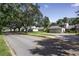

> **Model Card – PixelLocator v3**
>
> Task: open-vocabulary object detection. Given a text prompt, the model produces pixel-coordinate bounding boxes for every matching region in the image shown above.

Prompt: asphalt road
[4,33,79,56]
[5,35,44,56]
[47,33,79,41]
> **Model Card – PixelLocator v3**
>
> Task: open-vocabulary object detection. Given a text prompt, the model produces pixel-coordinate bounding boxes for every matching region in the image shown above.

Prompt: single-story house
[75,24,79,32]
[28,26,44,32]
[64,23,69,29]
[31,26,38,32]
[66,25,75,30]
[49,22,79,33]
[20,26,44,32]
[49,26,65,33]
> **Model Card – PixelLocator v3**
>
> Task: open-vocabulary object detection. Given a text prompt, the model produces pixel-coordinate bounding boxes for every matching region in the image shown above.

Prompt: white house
[31,26,38,32]
[49,25,65,33]
[75,24,79,32]
[64,23,69,29]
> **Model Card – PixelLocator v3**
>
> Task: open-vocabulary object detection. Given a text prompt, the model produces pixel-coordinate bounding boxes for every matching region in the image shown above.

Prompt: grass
[27,31,48,37]
[77,33,79,35]
[0,35,11,56]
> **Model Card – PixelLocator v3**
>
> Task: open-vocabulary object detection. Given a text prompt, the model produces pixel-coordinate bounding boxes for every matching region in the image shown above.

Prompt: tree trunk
[14,28,16,32]
[25,28,28,32]
[18,28,20,32]
[23,24,28,33]
[0,29,2,33]
[10,28,12,32]
[0,25,2,33]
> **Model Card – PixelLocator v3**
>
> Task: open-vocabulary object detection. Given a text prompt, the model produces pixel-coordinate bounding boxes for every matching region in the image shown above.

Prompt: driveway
[4,34,44,56]
[57,35,79,41]
[47,33,79,41]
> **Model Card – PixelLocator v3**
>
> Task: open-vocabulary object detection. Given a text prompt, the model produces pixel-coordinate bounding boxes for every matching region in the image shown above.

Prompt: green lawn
[27,31,48,37]
[77,33,79,35]
[0,35,11,56]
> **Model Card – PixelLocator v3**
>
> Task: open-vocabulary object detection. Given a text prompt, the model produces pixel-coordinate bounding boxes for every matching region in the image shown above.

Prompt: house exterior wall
[49,28,62,33]
[33,28,38,32]
[75,24,79,32]
[76,27,79,32]
[64,23,69,29]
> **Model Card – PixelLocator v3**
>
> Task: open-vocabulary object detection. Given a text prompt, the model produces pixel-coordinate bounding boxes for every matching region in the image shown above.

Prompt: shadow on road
[30,36,79,56]
[2,32,79,56]
[61,35,79,42]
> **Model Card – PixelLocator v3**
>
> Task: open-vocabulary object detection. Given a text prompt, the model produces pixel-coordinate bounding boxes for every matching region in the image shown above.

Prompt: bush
[44,28,49,33]
[65,28,77,33]
[28,29,32,32]
[77,33,79,35]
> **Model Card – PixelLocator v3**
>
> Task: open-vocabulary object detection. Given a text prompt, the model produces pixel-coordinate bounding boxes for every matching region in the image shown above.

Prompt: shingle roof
[49,26,62,29]
[75,24,79,28]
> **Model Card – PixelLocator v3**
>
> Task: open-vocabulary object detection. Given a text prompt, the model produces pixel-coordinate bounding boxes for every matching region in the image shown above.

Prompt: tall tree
[42,16,50,28]
[20,3,43,32]
[0,3,43,32]
[57,19,63,25]
[63,17,68,23]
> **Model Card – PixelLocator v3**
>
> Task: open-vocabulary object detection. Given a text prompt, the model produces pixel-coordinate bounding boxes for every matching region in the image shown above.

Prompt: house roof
[49,26,62,29]
[75,24,79,28]
[76,24,79,26]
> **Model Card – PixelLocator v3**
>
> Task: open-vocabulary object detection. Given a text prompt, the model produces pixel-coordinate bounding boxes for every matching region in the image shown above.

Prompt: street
[4,33,79,56]
[5,34,44,56]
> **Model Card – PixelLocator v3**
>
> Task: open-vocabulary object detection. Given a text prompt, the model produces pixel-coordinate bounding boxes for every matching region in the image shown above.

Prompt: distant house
[64,23,69,29]
[67,25,75,29]
[37,27,44,31]
[29,26,44,32]
[31,26,38,32]
[49,22,79,33]
[75,24,79,32]
[60,23,79,32]
[60,23,75,30]
[49,25,65,33]
[20,26,44,32]
[63,23,79,29]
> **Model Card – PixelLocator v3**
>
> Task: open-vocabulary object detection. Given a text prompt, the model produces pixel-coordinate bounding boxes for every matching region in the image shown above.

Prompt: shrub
[65,28,77,33]
[44,28,49,32]
[0,27,2,34]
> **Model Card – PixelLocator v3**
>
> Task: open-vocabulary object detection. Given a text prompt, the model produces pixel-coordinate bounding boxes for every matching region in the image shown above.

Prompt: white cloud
[44,4,48,8]
[71,3,79,7]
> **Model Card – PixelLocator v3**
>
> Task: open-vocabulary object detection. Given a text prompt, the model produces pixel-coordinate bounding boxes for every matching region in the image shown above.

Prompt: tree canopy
[0,3,50,33]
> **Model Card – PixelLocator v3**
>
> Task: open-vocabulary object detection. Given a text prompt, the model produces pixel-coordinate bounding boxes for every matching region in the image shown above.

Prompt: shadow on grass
[76,33,79,36]
[30,37,79,56]
[3,31,27,35]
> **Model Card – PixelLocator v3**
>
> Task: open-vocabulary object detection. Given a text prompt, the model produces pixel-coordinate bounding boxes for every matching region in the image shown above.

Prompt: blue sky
[38,3,79,22]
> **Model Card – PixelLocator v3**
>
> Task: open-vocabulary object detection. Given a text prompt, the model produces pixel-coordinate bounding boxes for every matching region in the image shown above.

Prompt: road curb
[3,35,16,56]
